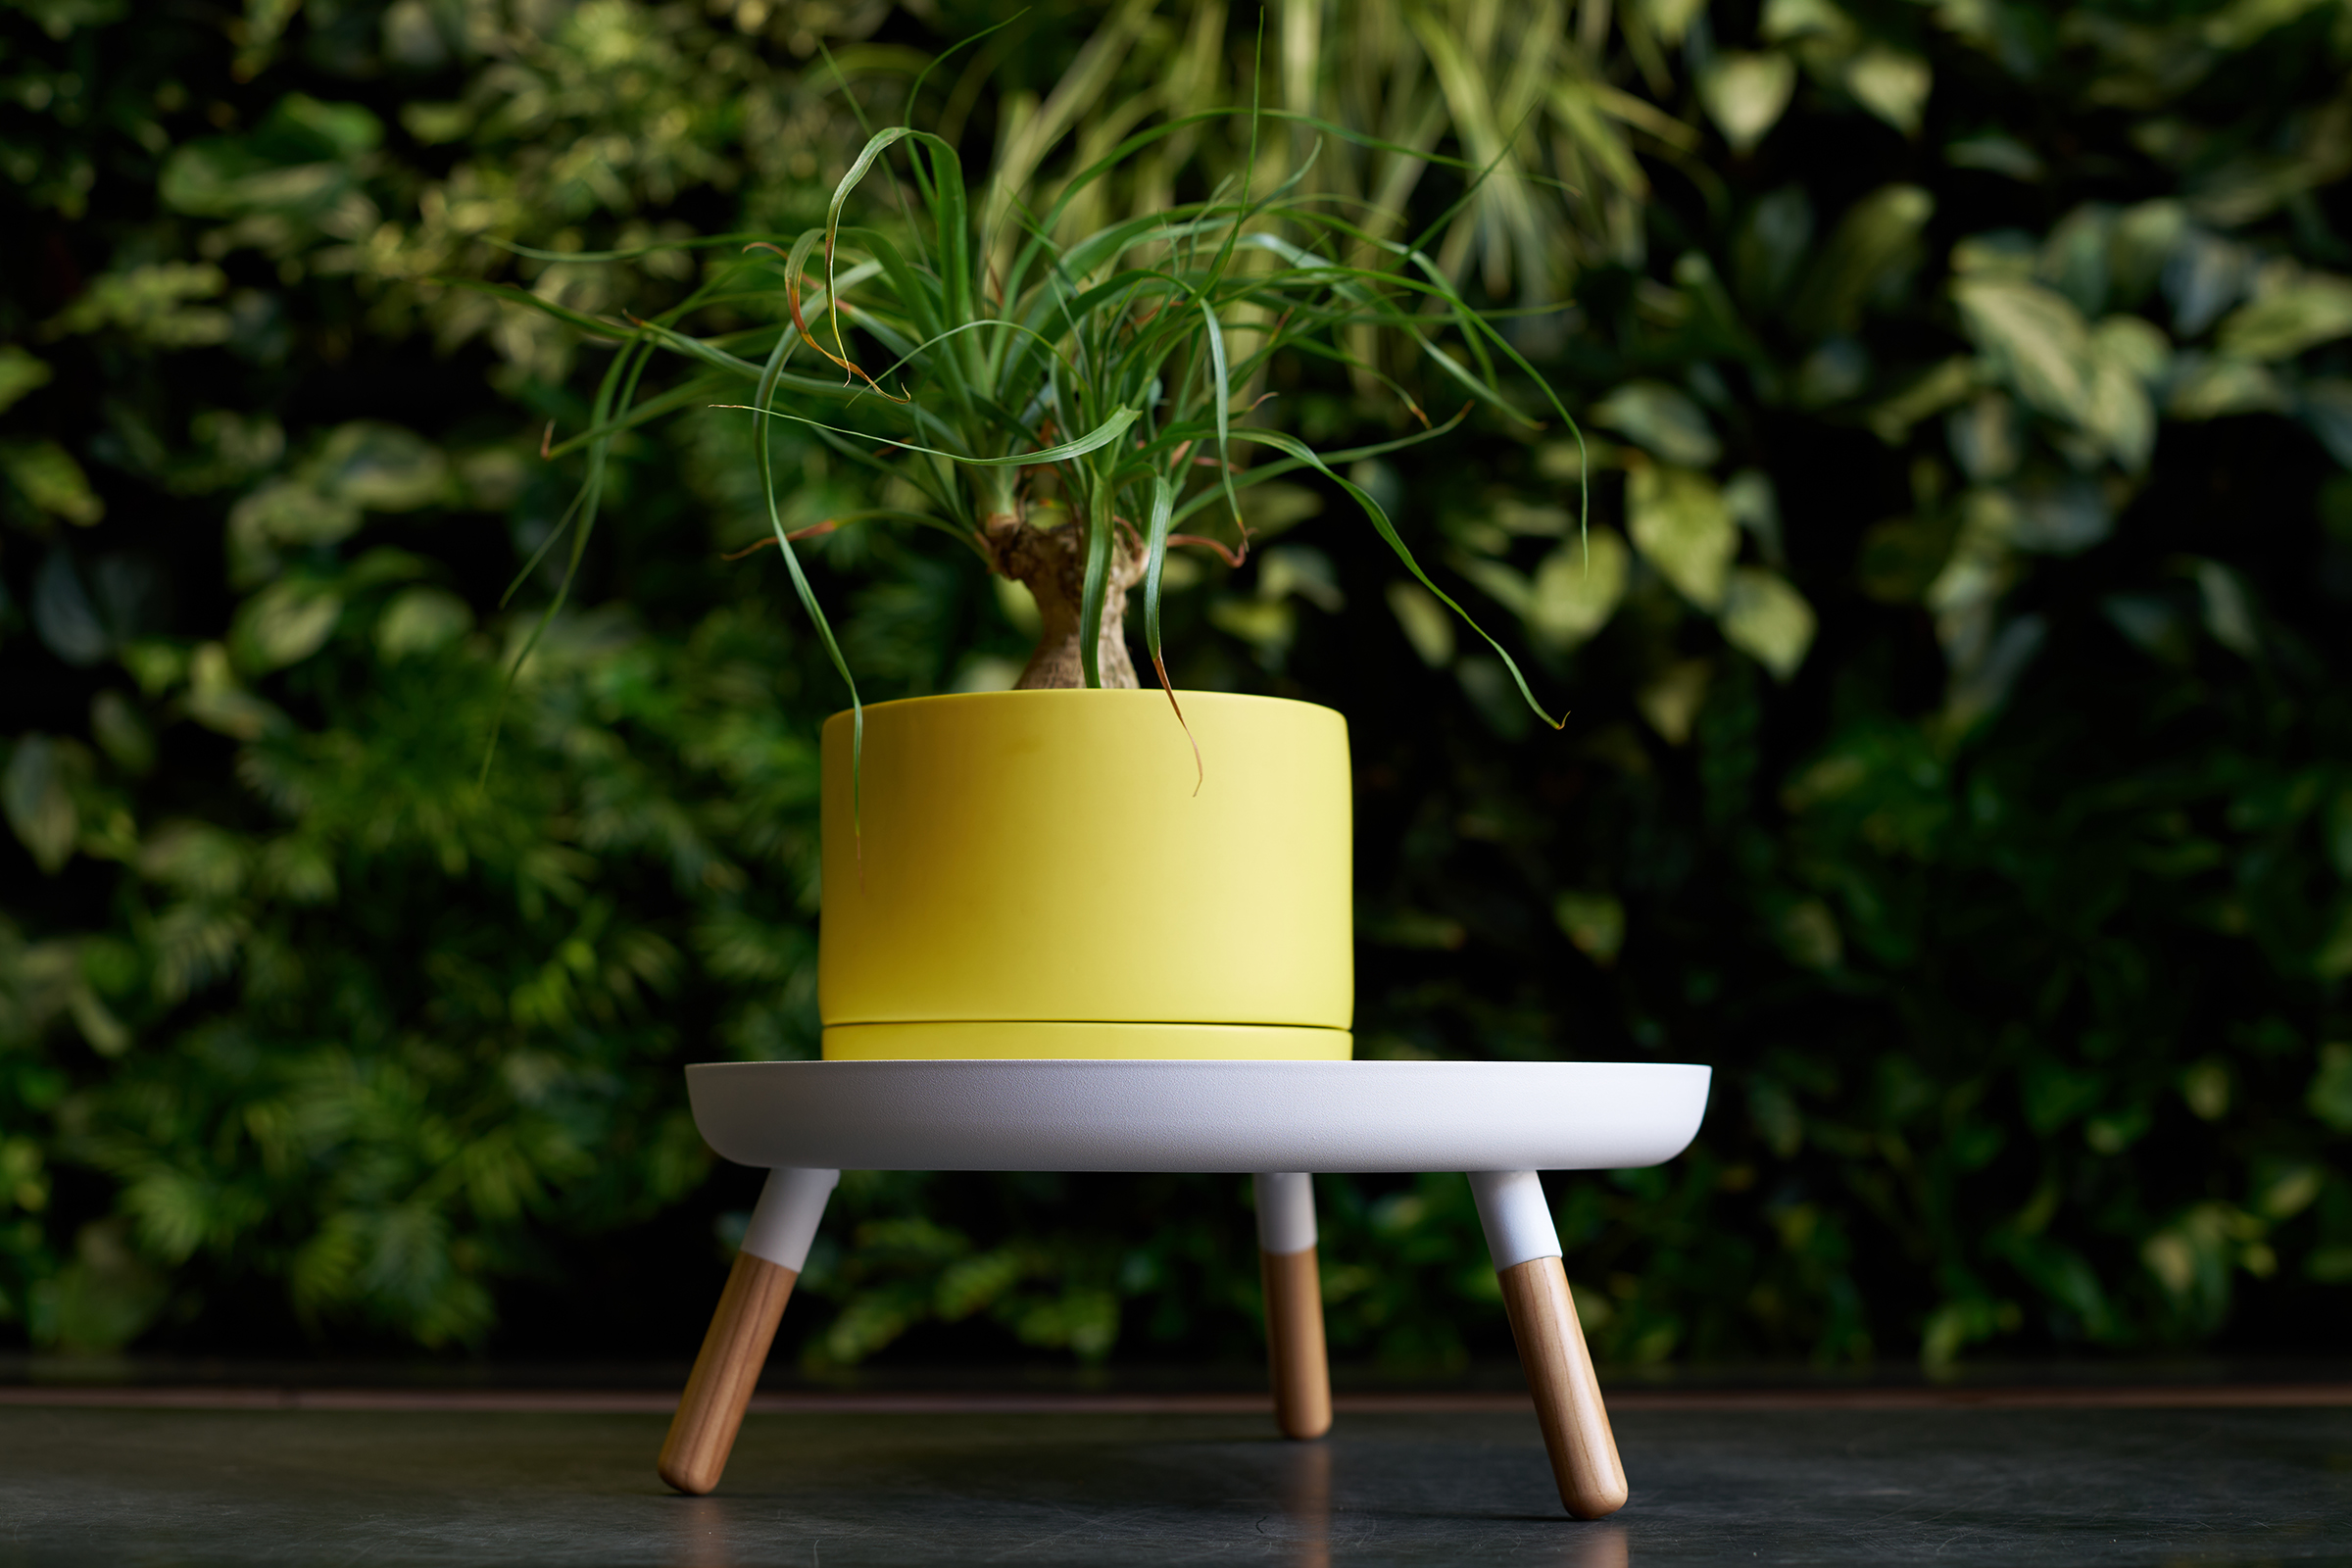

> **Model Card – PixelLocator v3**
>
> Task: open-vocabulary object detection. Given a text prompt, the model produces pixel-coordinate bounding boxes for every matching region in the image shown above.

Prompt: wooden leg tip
[1566,1479,1630,1520]
[1276,1408,1333,1442]
[659,1458,720,1496]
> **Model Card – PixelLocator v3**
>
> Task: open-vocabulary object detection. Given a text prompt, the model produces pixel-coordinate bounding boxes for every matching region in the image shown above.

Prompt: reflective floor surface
[3,1403,2348,1565]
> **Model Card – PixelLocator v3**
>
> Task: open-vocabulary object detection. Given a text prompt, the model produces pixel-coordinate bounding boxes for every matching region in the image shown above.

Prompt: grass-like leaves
[472,91,1580,771]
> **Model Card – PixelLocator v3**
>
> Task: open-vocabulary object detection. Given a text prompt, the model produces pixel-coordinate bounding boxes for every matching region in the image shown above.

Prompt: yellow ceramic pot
[818,690,1351,1059]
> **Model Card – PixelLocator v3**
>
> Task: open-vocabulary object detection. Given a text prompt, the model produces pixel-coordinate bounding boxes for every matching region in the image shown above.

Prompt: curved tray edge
[687,1059,1712,1175]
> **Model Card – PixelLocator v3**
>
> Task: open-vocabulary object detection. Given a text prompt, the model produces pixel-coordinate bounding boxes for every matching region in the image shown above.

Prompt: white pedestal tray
[687,1059,1711,1173]
[662,1059,1713,1521]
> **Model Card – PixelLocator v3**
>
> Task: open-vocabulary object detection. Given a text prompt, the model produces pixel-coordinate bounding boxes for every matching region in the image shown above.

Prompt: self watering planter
[817,690,1352,1060]
[659,690,1710,1519]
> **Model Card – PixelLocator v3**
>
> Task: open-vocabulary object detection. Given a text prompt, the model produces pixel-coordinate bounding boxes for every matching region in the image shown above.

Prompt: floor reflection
[1276,1441,1629,1565]
[1564,1525,1630,1567]
[1279,1439,1332,1568]
[666,1494,734,1568]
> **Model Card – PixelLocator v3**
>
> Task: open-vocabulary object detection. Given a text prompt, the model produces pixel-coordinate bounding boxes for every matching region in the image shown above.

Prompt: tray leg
[659,1166,840,1494]
[1253,1172,1332,1440]
[1469,1170,1627,1519]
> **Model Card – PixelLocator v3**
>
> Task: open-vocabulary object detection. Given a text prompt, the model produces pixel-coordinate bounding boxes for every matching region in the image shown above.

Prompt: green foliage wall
[3,0,2349,1373]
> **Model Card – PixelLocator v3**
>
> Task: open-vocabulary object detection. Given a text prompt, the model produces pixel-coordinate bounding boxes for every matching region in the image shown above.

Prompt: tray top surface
[686,1059,1711,1174]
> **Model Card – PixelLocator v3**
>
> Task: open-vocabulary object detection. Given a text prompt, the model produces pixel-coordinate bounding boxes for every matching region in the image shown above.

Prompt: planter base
[820,1021,1352,1060]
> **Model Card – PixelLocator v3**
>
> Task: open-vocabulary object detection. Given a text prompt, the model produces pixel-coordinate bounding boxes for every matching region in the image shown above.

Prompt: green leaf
[1526,529,1630,651]
[185,642,283,741]
[2317,906,2352,983]
[1554,891,1627,964]
[38,1221,167,1353]
[2217,272,2352,361]
[0,345,54,414]
[1951,275,2095,424]
[313,423,452,512]
[2010,476,2112,555]
[41,262,231,348]
[224,481,359,590]
[2310,1045,2352,1132]
[1076,468,1116,691]
[1589,381,1721,467]
[1719,567,1817,681]
[400,102,474,144]
[3,735,79,875]
[265,93,383,157]
[1698,52,1796,155]
[1142,472,1176,686]
[2167,354,2291,420]
[1454,556,1531,617]
[1760,0,1853,44]
[231,581,344,673]
[1777,899,1843,970]
[1200,299,1242,532]
[1231,427,1564,729]
[2300,379,2352,466]
[2093,316,2172,380]
[2083,357,2156,473]
[1639,0,1708,45]
[1387,582,1457,666]
[1638,659,1712,744]
[2201,0,2337,47]
[1845,47,1932,136]
[375,587,474,661]
[229,479,364,548]
[1865,358,1978,444]
[725,404,1141,469]
[31,552,109,664]
[746,324,863,832]
[1628,466,1738,610]
[2,441,105,524]
[157,94,381,224]
[1139,473,1200,786]
[89,690,155,776]
[1946,133,2044,182]
[1793,186,1934,337]
[8,0,127,40]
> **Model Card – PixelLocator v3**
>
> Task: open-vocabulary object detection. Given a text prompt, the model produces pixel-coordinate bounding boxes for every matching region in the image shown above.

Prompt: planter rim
[825,687,1339,725]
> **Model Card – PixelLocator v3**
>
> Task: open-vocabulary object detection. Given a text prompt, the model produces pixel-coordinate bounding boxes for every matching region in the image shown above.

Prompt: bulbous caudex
[983,510,1149,691]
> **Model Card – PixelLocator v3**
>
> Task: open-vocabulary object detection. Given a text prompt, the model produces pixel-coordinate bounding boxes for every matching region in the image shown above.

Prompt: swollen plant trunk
[986,514,1148,690]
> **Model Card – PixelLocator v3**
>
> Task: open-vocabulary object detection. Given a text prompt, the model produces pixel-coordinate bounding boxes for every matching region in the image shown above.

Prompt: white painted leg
[1253,1172,1332,1440]
[659,1166,840,1494]
[1469,1170,1627,1519]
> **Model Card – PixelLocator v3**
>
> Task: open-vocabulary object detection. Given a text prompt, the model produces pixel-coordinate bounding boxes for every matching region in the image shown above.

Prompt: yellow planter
[818,690,1351,1059]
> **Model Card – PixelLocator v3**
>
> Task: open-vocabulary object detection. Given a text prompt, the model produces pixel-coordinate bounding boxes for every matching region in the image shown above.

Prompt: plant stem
[985,510,1146,689]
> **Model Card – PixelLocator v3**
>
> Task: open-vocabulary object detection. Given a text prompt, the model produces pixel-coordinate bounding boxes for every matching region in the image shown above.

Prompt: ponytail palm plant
[467,90,1579,758]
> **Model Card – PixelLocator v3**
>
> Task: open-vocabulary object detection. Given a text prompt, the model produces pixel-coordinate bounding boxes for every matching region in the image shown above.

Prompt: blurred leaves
[1629,466,1738,610]
[2218,272,2352,362]
[0,347,52,414]
[41,263,231,348]
[1592,382,1721,467]
[1718,568,1815,682]
[3,443,103,525]
[1698,52,1795,154]
[3,738,80,875]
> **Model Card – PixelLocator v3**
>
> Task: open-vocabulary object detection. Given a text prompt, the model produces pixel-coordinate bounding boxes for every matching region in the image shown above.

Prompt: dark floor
[3,1402,2348,1565]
